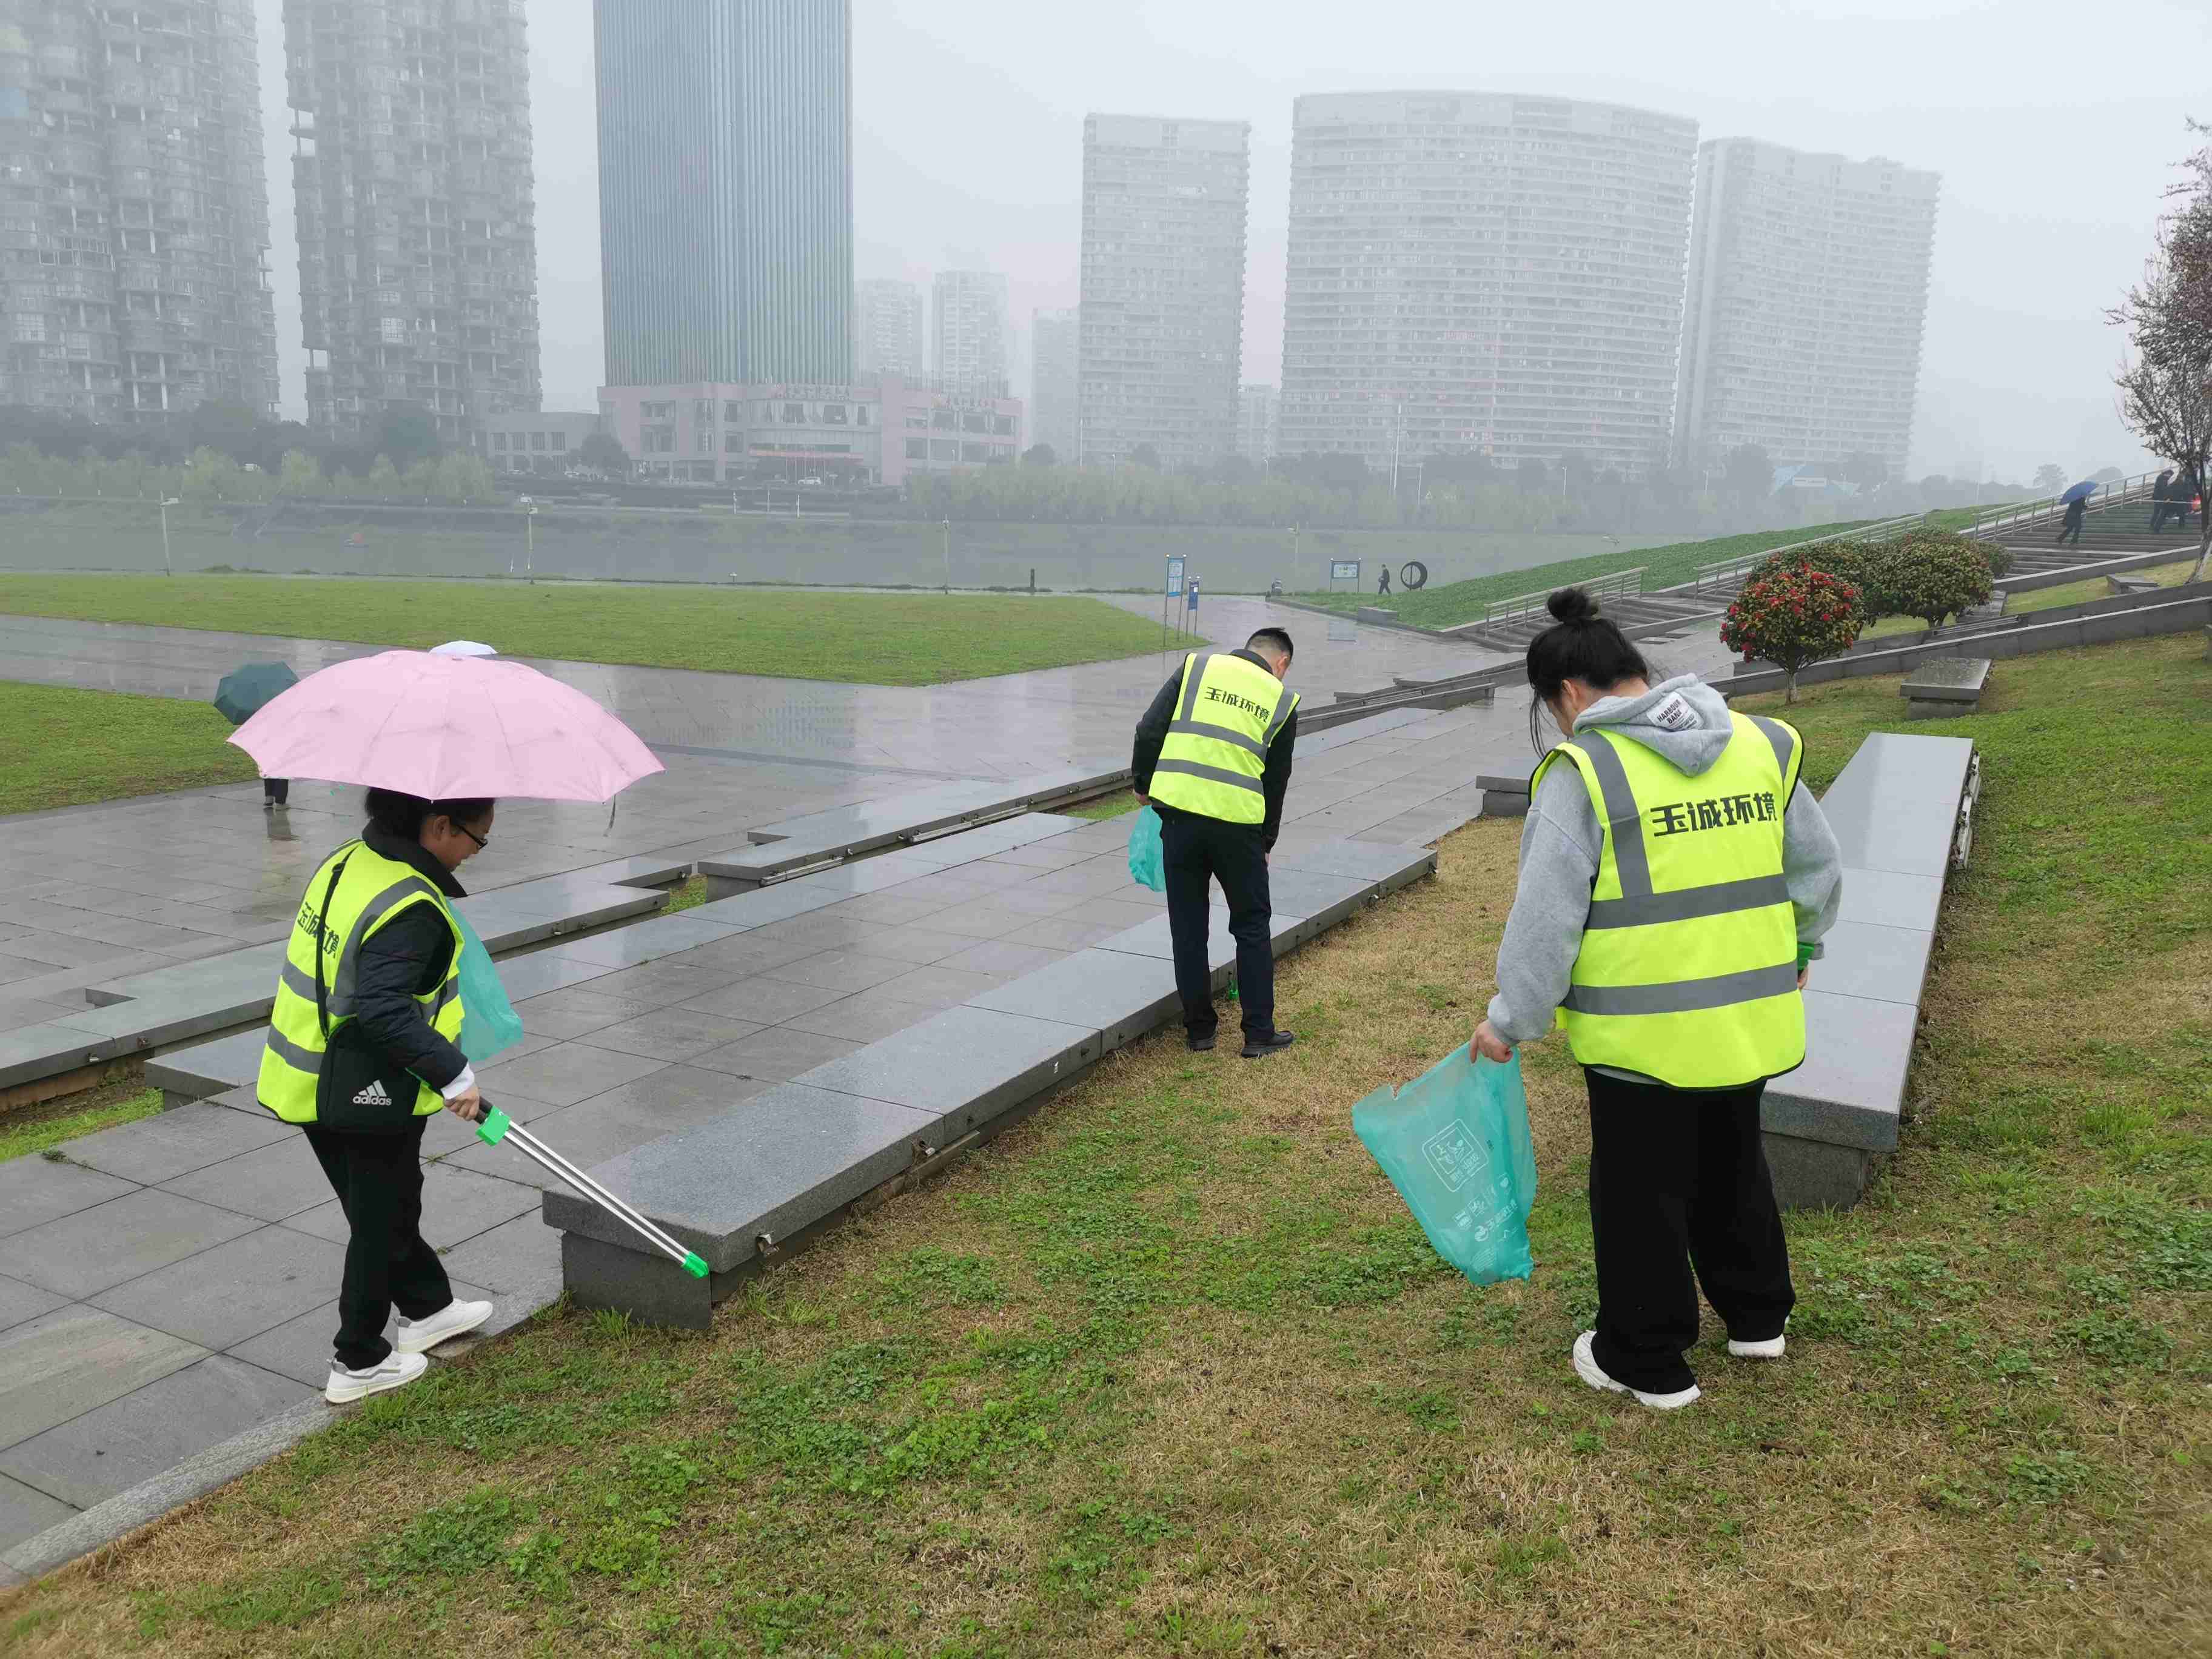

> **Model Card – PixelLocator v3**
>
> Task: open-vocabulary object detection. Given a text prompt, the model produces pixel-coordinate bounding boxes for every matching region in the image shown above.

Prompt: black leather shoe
[1241,1030,1296,1059]
[1185,1031,1216,1053]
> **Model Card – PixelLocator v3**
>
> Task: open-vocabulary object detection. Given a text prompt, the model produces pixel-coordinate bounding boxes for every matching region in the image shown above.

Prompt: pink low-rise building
[596,375,1022,486]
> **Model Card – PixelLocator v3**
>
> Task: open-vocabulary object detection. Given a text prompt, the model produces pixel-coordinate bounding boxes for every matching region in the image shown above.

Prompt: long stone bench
[1900,657,1990,719]
[703,764,1128,885]
[1763,730,1976,1209]
[543,837,1440,1328]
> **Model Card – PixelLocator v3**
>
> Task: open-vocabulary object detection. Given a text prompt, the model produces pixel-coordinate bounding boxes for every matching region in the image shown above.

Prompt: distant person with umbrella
[213,662,298,807]
[2150,470,2176,534]
[2056,480,2094,547]
[230,649,664,1404]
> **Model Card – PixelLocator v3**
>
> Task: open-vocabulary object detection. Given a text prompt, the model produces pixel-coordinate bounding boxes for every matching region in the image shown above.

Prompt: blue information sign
[1165,557,1186,597]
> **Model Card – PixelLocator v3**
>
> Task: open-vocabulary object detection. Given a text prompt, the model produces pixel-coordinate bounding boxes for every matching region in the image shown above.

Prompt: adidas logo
[351,1081,392,1106]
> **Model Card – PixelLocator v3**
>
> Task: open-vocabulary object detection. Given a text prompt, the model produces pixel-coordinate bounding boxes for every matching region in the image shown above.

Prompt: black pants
[263,777,289,805]
[303,1116,451,1370]
[2151,503,2189,532]
[2056,515,2083,545]
[1159,809,1275,1039]
[1584,1069,1794,1394]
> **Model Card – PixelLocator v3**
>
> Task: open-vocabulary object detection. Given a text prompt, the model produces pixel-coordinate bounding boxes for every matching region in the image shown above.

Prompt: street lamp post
[520,496,537,585]
[942,518,951,594]
[159,496,179,576]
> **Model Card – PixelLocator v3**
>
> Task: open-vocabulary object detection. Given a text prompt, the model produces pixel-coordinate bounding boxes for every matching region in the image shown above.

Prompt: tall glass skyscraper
[1280,92,1697,476]
[595,0,851,387]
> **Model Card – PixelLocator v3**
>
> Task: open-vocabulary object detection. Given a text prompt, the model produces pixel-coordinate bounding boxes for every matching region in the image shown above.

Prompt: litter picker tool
[474,1101,708,1279]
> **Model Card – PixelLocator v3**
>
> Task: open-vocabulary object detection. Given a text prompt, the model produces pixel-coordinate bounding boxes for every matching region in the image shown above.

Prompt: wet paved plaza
[0,594,1735,1572]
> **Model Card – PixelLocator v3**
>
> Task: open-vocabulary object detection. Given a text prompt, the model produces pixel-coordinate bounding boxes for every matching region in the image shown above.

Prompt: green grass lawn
[4,633,2205,1656]
[1292,521,1877,628]
[2005,557,2204,616]
[0,575,1201,685]
[0,1078,160,1164]
[0,680,258,816]
[1064,788,1142,820]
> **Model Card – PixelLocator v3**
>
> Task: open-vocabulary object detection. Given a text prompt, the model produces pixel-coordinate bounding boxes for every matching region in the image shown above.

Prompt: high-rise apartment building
[1674,139,1939,481]
[854,277,923,379]
[1236,384,1279,466]
[0,0,278,421]
[1078,113,1248,471]
[286,0,539,442]
[931,269,1008,398]
[1280,92,1697,476]
[597,0,851,388]
[1029,306,1078,458]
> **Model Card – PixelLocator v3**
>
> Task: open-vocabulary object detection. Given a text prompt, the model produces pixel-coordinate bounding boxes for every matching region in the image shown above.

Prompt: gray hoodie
[1484,674,1845,1059]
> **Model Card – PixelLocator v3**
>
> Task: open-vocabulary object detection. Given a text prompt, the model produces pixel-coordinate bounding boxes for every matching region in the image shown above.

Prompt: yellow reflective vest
[258,840,463,1125]
[1146,650,1298,825]
[1532,712,1806,1089]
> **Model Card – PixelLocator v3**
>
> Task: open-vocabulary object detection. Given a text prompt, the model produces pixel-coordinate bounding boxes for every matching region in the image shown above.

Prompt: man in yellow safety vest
[1131,628,1299,1058]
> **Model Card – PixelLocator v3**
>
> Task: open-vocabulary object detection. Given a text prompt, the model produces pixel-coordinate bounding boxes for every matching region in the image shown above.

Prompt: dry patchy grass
[4,637,2209,1658]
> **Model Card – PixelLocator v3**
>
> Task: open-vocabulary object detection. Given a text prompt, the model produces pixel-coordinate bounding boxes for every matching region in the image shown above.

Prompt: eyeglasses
[457,823,489,851]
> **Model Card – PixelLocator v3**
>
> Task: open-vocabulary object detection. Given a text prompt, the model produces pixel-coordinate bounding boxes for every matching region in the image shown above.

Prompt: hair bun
[1546,588,1598,625]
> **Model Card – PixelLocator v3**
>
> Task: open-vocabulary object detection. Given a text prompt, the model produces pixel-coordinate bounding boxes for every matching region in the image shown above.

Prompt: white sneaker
[1728,1334,1786,1359]
[1572,1331,1701,1410]
[326,1350,426,1404]
[394,1298,494,1355]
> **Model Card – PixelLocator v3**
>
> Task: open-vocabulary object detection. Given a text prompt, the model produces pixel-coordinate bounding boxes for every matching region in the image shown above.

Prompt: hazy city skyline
[246,0,2202,479]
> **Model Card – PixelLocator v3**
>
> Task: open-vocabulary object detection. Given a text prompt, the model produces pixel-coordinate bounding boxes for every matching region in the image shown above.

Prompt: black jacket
[347,828,470,1093]
[1131,648,1298,848]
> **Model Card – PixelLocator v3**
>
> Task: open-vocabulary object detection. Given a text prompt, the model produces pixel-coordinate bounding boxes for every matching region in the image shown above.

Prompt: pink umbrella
[228,650,663,802]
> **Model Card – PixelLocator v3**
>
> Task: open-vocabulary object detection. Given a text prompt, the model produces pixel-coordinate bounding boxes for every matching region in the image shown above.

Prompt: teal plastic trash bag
[1351,1044,1537,1285]
[1127,805,1166,892]
[452,910,525,1064]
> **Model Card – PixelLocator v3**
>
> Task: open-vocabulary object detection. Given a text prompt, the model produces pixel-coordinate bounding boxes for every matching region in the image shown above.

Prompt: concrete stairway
[1444,589,1724,652]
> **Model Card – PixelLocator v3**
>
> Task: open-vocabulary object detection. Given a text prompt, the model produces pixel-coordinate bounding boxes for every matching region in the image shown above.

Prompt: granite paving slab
[1834,868,1946,933]
[673,976,851,1025]
[155,1135,334,1223]
[89,1226,346,1350]
[472,1042,672,1108]
[1805,921,1936,1008]
[965,949,1183,1053]
[6,1191,263,1300]
[756,950,915,994]
[690,1027,868,1083]
[0,1307,206,1445]
[0,1470,75,1555]
[1817,732,1974,878]
[776,991,947,1044]
[0,1352,312,1512]
[572,1008,769,1063]
[1763,991,1921,1153]
[504,987,664,1039]
[433,1213,563,1299]
[0,1158,140,1242]
[0,1278,67,1338]
[829,925,982,966]
[143,1027,266,1099]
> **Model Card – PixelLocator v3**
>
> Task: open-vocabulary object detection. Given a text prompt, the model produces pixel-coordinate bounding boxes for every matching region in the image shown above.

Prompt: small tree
[1020,442,1056,466]
[2032,462,2066,493]
[1130,442,1162,471]
[578,431,630,477]
[1720,565,1863,703]
[1862,531,1996,634]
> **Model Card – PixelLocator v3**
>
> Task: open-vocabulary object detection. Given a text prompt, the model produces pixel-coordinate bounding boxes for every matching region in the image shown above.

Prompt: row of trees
[0,440,504,507]
[1720,529,2004,700]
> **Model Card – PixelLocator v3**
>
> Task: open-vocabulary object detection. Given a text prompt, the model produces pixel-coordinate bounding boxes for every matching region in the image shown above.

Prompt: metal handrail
[1969,473,2161,538]
[1483,565,1645,628]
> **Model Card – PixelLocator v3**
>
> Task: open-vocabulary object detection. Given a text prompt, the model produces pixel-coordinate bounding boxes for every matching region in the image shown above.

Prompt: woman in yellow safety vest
[260,788,500,1405]
[1473,588,1843,1410]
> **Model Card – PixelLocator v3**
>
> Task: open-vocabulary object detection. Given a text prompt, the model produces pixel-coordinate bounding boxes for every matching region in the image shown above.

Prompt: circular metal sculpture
[1399,561,1430,591]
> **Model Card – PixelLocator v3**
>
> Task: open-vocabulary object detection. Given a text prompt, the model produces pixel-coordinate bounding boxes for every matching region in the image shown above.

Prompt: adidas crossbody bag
[312,851,420,1136]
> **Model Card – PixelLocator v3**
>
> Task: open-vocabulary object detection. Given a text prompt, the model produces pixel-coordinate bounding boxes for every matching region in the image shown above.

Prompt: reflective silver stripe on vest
[283,957,455,1022]
[1149,758,1265,794]
[330,875,445,1008]
[1176,651,1219,720]
[1561,737,1652,898]
[1584,874,1791,930]
[1561,961,1798,1016]
[1262,689,1298,746]
[264,1024,323,1074]
[279,959,321,1007]
[429,979,460,1021]
[1746,716,1795,788]
[1167,718,1267,758]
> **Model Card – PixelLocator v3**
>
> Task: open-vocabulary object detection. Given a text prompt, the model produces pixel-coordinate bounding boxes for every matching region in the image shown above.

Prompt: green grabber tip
[475,1105,512,1146]
[682,1252,709,1279]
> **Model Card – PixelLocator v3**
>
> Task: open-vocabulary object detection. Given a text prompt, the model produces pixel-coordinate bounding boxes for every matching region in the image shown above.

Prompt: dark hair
[1524,588,1650,750]
[364,788,495,842]
[1246,626,1294,663]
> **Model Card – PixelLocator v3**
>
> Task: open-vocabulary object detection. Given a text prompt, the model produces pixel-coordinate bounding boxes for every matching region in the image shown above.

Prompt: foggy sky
[253,0,2205,481]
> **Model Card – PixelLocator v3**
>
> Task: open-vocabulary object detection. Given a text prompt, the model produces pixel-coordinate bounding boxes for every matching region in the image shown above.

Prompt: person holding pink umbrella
[234,649,662,1403]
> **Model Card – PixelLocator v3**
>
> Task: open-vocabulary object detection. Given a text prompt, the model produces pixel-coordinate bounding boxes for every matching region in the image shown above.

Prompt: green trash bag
[1127,805,1166,892]
[452,910,525,1064]
[1352,1044,1537,1285]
